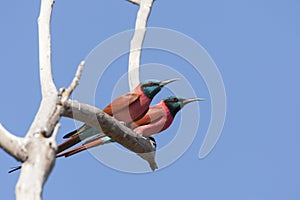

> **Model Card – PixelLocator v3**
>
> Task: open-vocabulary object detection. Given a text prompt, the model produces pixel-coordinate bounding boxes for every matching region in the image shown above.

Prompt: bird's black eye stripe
[172,98,178,102]
[146,82,158,86]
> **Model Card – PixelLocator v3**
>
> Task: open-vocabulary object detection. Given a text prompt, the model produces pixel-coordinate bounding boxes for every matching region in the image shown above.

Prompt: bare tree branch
[38,0,56,96]
[15,0,58,199]
[128,0,154,90]
[61,61,85,102]
[0,124,27,162]
[27,0,58,138]
[62,100,158,171]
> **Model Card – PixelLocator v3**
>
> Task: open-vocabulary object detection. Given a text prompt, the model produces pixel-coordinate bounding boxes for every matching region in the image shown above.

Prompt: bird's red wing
[103,93,140,116]
[130,106,164,129]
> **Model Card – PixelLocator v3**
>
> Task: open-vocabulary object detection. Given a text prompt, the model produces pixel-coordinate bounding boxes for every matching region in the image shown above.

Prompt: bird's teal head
[163,96,205,117]
[140,78,179,99]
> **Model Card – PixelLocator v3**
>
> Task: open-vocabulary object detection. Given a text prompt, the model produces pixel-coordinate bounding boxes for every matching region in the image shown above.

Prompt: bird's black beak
[182,97,205,107]
[159,78,180,87]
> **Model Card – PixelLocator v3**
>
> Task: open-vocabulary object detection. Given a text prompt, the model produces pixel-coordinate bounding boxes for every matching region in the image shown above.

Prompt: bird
[56,78,179,154]
[8,79,178,173]
[56,96,204,157]
[130,96,204,136]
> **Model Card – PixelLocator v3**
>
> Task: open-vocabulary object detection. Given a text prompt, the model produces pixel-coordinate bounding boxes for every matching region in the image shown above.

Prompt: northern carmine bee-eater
[56,78,179,154]
[131,96,204,136]
[8,79,178,173]
[56,96,204,157]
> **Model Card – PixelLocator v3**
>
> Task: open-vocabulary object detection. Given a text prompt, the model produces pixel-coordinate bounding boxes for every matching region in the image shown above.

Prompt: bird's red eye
[149,82,154,86]
[172,98,178,102]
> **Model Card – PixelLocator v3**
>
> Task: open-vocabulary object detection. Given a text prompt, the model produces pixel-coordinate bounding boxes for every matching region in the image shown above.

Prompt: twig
[62,61,85,101]
[50,123,61,142]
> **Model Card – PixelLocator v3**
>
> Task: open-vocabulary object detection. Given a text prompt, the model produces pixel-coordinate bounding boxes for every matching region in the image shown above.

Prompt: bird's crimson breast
[132,101,174,137]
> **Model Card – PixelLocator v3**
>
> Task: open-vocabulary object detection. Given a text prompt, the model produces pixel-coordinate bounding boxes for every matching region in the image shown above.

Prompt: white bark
[15,63,85,199]
[62,61,85,102]
[128,0,154,90]
[0,124,27,162]
[28,0,57,138]
[15,0,57,199]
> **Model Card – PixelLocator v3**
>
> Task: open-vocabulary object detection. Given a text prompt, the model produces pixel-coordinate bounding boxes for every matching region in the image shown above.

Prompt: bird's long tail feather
[57,127,101,154]
[57,134,82,154]
[63,129,78,139]
[56,136,111,158]
[8,166,21,173]
[81,133,108,145]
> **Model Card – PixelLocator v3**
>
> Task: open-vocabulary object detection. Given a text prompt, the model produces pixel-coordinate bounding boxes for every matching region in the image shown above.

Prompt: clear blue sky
[1,0,300,199]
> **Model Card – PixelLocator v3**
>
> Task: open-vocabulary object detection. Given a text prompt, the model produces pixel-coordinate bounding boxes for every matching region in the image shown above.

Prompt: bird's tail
[8,166,21,173]
[57,134,82,154]
[62,129,78,139]
[57,127,101,154]
[56,136,112,158]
